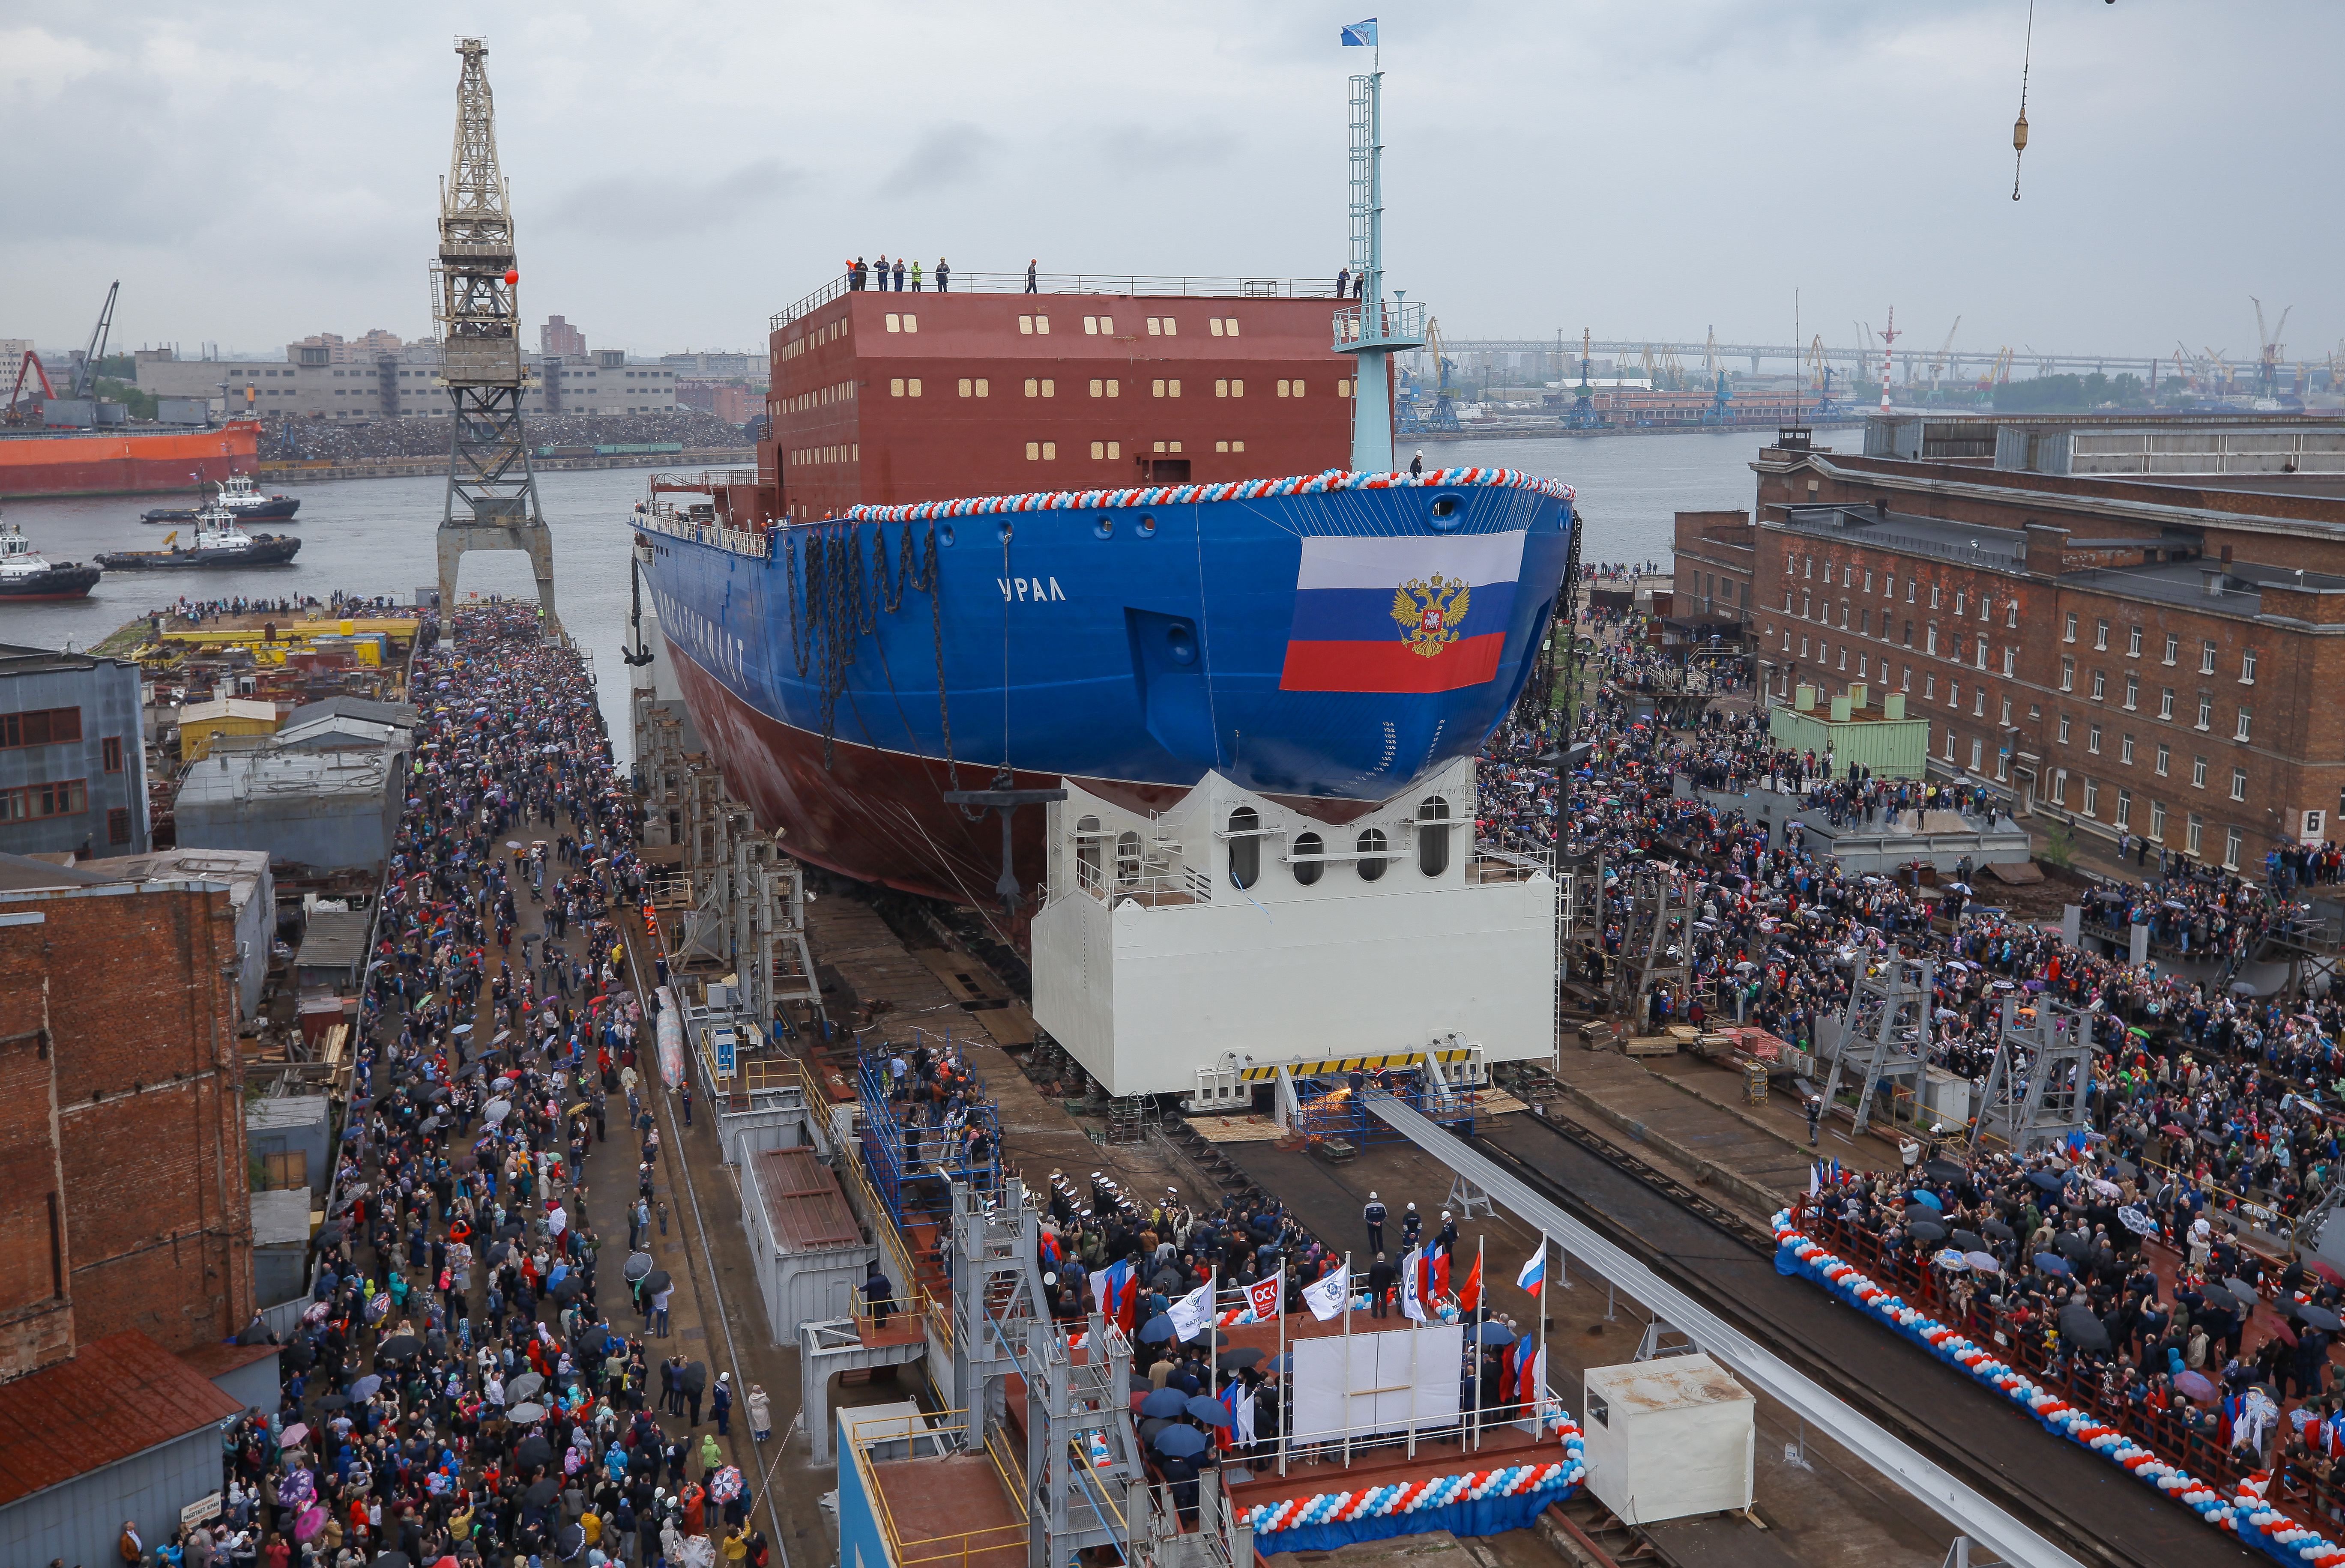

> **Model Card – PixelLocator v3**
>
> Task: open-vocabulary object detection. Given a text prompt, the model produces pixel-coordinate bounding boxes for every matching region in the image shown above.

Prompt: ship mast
[1333,36,1426,474]
[432,35,559,633]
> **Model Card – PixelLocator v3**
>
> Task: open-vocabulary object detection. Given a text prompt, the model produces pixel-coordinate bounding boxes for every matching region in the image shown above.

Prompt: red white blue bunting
[1773,1211,2345,1565]
[842,467,1576,526]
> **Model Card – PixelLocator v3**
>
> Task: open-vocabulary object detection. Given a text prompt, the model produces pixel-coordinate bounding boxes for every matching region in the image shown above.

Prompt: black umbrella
[2110,1159,2139,1181]
[1128,1373,1154,1394]
[2058,1231,2093,1262]
[642,1269,673,1296]
[379,1335,422,1362]
[1140,1387,1188,1418]
[2057,1303,2110,1353]
[487,1241,511,1266]
[550,1273,585,1302]
[1922,1158,1966,1183]
[368,1555,412,1568]
[2026,1171,2064,1192]
[2300,1304,2343,1333]
[515,1434,553,1470]
[1982,1219,2016,1242]
[1951,1230,1987,1254]
[624,1252,653,1282]
[1138,1416,1174,1445]
[554,1523,585,1561]
[1216,1346,1265,1371]
[2227,1277,2264,1312]
[681,1361,708,1395]
[236,1317,274,1347]
[317,1222,345,1244]
[523,1476,560,1506]
[316,1393,349,1410]
[1907,1219,1949,1245]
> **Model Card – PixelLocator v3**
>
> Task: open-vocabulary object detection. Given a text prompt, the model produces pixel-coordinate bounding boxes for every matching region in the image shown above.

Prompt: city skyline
[5,2,2338,362]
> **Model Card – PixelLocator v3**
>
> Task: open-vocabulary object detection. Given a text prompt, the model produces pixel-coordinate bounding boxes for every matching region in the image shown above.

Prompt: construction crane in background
[2252,297,2292,400]
[1701,326,1720,384]
[1808,335,1843,416]
[1976,347,2014,392]
[1928,317,1962,398]
[1398,316,1460,433]
[1567,326,1600,430]
[2204,347,2234,397]
[3,350,55,425]
[1875,307,1900,408]
[65,281,120,400]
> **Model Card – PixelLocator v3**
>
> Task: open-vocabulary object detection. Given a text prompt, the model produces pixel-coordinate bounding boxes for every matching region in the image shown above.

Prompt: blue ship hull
[639,470,1573,905]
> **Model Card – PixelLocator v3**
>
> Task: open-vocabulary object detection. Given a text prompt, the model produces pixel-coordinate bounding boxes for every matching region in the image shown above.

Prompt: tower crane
[2252,297,2292,400]
[1567,326,1600,430]
[1928,317,1962,398]
[1420,317,1460,432]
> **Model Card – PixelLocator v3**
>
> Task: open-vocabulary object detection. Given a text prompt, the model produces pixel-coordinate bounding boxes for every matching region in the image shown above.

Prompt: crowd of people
[1473,581,2345,1481]
[258,412,749,464]
[153,601,784,1568]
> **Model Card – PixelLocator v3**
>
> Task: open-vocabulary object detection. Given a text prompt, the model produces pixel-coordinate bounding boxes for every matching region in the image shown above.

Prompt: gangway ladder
[1972,995,2091,1156]
[1025,1311,1145,1567]
[1815,956,1935,1138]
[1106,1094,1159,1147]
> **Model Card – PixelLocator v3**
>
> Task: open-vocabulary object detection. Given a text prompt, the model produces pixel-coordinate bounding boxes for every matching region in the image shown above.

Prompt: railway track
[1471,1103,2251,1568]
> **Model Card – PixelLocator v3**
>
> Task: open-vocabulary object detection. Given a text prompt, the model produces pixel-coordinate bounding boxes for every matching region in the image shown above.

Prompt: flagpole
[1537,1231,1549,1439]
[1472,1232,1485,1452]
[1278,1264,1292,1478]
[1406,1248,1419,1462]
[1341,1251,1354,1468]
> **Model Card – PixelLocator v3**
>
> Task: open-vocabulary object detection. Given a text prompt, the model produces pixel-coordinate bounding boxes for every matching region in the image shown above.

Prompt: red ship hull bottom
[668,647,1391,909]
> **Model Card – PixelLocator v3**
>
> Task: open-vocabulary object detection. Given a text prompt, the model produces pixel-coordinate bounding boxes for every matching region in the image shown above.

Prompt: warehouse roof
[176,748,395,807]
[0,1331,244,1507]
[250,1187,315,1247]
[81,847,272,911]
[296,908,371,974]
[178,696,280,727]
[756,1147,863,1252]
[283,696,418,730]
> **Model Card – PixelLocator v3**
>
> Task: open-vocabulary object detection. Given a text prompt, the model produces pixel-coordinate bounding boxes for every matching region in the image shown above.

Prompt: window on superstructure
[1337,379,1351,397]
[1228,807,1261,889]
[1417,796,1451,877]
[1026,379,1039,397]
[1215,379,1229,397]
[1025,442,1041,460]
[1355,828,1388,882]
[1035,316,1050,334]
[1019,316,1035,334]
[902,314,917,333]
[1292,831,1323,885]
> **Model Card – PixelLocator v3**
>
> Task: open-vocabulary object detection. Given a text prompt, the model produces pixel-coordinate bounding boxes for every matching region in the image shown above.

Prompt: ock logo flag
[1247,1269,1284,1321]
[1340,18,1378,47]
[1279,530,1525,693]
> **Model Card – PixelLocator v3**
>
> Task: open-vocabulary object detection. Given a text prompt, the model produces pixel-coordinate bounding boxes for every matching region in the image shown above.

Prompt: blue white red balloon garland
[1773,1211,2345,1566]
[1244,1436,1584,1537]
[843,467,1575,526]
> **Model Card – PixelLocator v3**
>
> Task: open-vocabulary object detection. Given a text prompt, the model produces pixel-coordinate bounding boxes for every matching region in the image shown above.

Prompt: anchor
[943,766,1066,914]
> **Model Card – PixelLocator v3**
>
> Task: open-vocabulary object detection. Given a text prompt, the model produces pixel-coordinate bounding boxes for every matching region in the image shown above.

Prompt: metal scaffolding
[1816,956,1936,1138]
[1973,995,2093,1156]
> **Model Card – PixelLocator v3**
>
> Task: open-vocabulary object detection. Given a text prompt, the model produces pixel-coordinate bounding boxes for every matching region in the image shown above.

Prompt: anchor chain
[783,518,953,775]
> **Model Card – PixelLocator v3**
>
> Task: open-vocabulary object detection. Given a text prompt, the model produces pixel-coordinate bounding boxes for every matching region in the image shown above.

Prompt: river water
[0,427,1844,758]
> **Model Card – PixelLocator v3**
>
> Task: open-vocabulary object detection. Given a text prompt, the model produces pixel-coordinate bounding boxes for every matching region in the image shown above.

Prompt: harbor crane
[66,281,120,400]
[3,350,56,425]
[1567,326,1600,430]
[1397,317,1460,433]
[1928,317,1962,397]
[2252,296,2292,400]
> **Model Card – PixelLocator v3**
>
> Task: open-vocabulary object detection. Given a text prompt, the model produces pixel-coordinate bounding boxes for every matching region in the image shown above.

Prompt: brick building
[1671,509,1758,626]
[0,854,252,1383]
[1744,419,2345,870]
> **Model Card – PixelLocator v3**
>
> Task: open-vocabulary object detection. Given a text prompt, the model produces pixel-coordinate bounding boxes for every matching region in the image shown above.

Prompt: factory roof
[273,714,409,753]
[0,1331,244,1508]
[176,747,396,806]
[177,696,281,727]
[296,908,371,975]
[2058,556,2345,619]
[0,850,110,891]
[246,1093,331,1132]
[284,696,418,729]
[1775,503,2028,570]
[81,847,272,910]
[755,1147,864,1253]
[250,1187,315,1248]
[0,642,132,677]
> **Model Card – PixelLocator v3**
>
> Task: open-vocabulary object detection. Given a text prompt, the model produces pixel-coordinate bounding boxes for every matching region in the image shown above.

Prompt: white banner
[1291,1323,1463,1442]
[1302,1268,1350,1322]
[1165,1282,1214,1342]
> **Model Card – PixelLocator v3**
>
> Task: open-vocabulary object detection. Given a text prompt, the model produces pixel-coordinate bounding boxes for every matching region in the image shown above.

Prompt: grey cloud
[879,122,998,197]
[542,157,802,236]
[1092,122,1240,170]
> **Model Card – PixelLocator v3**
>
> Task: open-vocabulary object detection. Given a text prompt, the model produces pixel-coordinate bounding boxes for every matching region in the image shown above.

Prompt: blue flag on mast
[1340,18,1378,46]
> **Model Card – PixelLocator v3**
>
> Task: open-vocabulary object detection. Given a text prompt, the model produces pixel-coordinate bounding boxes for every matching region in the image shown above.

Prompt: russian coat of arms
[1390,574,1469,659]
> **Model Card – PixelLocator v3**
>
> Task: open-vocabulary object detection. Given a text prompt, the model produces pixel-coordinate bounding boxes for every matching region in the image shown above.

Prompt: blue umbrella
[1139,1388,1188,1418]
[1153,1425,1208,1457]
[1469,1320,1517,1347]
[2033,1251,2069,1275]
[2025,1171,2064,1192]
[1265,1353,1294,1373]
[1907,1190,1944,1212]
[1183,1395,1232,1427]
[1136,1315,1175,1344]
[349,1374,382,1400]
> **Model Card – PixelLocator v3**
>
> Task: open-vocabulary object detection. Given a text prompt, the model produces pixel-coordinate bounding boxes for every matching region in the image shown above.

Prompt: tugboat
[141,472,302,524]
[0,514,102,600]
[98,503,300,570]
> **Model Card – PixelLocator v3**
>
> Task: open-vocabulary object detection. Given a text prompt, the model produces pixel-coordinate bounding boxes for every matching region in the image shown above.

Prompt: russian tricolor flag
[1515,1247,1545,1298]
[1278,532,1526,694]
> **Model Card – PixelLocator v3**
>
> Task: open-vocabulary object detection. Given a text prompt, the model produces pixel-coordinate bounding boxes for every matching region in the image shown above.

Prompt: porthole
[1356,827,1389,881]
[1137,514,1157,537]
[1094,515,1115,540]
[996,522,1014,544]
[1292,830,1323,886]
[1427,493,1465,531]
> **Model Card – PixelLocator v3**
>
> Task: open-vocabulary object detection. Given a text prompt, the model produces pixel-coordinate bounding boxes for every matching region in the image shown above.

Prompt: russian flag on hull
[1278,531,1527,693]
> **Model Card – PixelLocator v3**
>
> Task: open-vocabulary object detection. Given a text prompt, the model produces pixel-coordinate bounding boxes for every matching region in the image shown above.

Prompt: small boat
[98,504,300,570]
[142,472,301,524]
[0,514,101,600]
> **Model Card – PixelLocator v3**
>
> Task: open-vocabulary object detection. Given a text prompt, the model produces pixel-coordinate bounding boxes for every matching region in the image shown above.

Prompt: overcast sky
[6,1,2335,368]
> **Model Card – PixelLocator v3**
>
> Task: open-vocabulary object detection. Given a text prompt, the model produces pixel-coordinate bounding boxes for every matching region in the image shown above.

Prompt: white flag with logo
[1165,1281,1214,1342]
[1399,1246,1428,1322]
[1302,1268,1350,1322]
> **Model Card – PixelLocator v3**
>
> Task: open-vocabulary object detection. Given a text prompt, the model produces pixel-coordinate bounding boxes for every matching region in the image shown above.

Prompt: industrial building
[1745,415,2345,868]
[80,847,275,1018]
[134,340,676,421]
[175,747,402,878]
[0,642,150,858]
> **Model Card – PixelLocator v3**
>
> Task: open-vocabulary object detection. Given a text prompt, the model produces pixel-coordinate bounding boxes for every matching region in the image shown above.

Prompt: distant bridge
[1433,338,2210,382]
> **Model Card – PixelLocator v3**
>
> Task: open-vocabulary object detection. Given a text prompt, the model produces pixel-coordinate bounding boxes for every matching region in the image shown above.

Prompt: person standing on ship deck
[1025,258,1038,293]
[936,257,950,292]
[910,258,923,291]
[1409,450,1424,478]
[850,257,866,290]
[893,257,906,291]
[1336,266,1350,299]
[875,254,890,291]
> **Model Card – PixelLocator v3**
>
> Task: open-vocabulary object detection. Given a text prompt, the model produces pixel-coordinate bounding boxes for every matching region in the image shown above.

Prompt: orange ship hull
[0,421,260,499]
